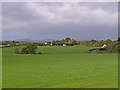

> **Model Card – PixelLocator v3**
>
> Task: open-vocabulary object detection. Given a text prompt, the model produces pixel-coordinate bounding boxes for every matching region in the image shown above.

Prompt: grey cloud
[2,2,118,40]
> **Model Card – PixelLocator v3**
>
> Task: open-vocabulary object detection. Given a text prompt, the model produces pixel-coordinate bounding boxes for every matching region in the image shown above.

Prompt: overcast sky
[2,2,118,41]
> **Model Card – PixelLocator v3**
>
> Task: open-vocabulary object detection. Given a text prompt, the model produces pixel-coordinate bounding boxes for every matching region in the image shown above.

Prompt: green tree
[98,40,104,47]
[28,48,36,54]
[59,40,64,44]
[52,40,56,45]
[78,41,81,45]
[106,41,118,53]
[21,48,28,54]
[69,39,78,45]
[27,44,37,54]
[55,40,61,45]
[65,37,70,42]
[118,37,120,42]
[105,39,112,44]
[12,40,15,43]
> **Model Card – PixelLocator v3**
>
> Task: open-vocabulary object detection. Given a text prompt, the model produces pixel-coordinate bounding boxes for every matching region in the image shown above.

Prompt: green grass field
[2,46,118,88]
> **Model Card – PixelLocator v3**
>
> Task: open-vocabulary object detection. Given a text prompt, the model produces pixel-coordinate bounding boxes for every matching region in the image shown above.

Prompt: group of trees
[57,37,120,53]
[87,38,119,53]
[80,39,113,47]
[104,38,120,53]
[14,44,42,54]
[52,37,80,46]
[1,41,25,48]
[106,41,118,53]
[51,37,115,47]
[11,37,120,53]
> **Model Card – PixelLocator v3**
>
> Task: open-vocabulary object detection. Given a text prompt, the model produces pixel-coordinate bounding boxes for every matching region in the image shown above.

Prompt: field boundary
[1,88,119,90]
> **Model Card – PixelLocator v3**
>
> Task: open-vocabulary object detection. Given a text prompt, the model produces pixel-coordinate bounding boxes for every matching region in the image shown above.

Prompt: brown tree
[38,51,42,54]
[14,48,20,54]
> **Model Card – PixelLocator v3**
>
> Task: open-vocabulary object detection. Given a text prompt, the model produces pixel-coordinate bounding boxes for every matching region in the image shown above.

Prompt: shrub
[96,49,102,53]
[86,51,91,53]
[27,44,37,54]
[87,48,102,53]
[21,48,28,54]
[14,48,20,54]
[38,51,42,54]
[28,48,36,54]
[106,42,118,53]
[20,44,38,54]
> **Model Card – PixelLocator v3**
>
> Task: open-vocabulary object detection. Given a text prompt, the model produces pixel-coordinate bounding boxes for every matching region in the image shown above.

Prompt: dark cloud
[2,2,118,41]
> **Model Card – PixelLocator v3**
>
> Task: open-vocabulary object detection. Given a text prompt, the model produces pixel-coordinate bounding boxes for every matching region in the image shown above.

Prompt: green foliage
[14,48,20,54]
[52,40,56,45]
[55,40,61,45]
[38,51,42,54]
[118,37,120,42]
[27,44,37,49]
[87,48,105,53]
[21,44,38,54]
[33,43,44,46]
[65,37,71,42]
[50,38,114,47]
[105,39,112,44]
[69,39,78,45]
[21,48,28,54]
[106,41,118,53]
[28,48,36,54]
[98,40,104,47]
[38,43,44,46]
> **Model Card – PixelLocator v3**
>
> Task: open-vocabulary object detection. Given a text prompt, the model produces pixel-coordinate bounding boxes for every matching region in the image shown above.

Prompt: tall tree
[65,37,71,42]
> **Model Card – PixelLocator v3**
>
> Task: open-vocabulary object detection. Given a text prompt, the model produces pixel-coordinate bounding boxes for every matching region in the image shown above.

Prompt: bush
[87,48,102,53]
[28,48,36,54]
[21,48,28,54]
[106,42,118,53]
[96,49,102,53]
[27,44,37,54]
[14,48,20,54]
[38,51,42,54]
[20,44,38,54]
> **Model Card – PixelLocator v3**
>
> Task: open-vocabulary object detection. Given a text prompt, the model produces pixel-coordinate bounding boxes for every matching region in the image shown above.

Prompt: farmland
[2,46,118,88]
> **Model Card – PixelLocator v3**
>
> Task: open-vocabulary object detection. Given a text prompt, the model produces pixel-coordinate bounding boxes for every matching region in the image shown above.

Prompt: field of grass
[2,46,118,88]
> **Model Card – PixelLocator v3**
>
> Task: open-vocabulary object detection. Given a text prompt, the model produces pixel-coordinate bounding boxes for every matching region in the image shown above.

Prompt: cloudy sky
[2,2,118,41]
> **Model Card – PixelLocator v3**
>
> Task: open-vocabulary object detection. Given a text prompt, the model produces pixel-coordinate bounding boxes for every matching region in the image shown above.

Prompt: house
[0,45,2,48]
[44,41,53,46]
[101,44,107,48]
[63,44,66,47]
[63,42,74,46]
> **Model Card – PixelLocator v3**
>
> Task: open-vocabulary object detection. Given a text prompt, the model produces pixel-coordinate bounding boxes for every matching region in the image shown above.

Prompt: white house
[44,41,52,46]
[0,45,2,48]
[101,44,107,48]
[45,42,47,45]
[63,44,66,46]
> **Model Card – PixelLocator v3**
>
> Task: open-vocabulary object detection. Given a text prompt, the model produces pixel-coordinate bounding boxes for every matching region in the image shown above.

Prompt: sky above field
[2,2,118,41]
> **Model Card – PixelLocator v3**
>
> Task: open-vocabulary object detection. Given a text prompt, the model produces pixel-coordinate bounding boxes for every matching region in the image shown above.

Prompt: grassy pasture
[2,46,118,88]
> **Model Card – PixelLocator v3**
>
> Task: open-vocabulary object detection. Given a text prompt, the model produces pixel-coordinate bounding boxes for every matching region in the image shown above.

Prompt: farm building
[101,44,107,48]
[63,44,66,46]
[44,41,53,46]
[63,42,74,46]
[0,45,2,48]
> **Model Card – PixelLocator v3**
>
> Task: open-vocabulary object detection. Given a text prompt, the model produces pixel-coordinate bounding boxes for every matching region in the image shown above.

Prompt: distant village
[0,37,115,48]
[0,37,119,53]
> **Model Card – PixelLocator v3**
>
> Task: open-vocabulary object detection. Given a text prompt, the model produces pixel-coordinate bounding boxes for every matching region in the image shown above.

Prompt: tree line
[15,44,42,54]
[2,37,120,53]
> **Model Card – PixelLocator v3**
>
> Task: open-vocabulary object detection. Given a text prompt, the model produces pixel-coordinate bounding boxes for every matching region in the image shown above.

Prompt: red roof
[64,42,73,44]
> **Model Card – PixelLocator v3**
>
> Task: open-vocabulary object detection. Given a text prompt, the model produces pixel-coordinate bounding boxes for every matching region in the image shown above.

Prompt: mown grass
[2,46,118,88]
